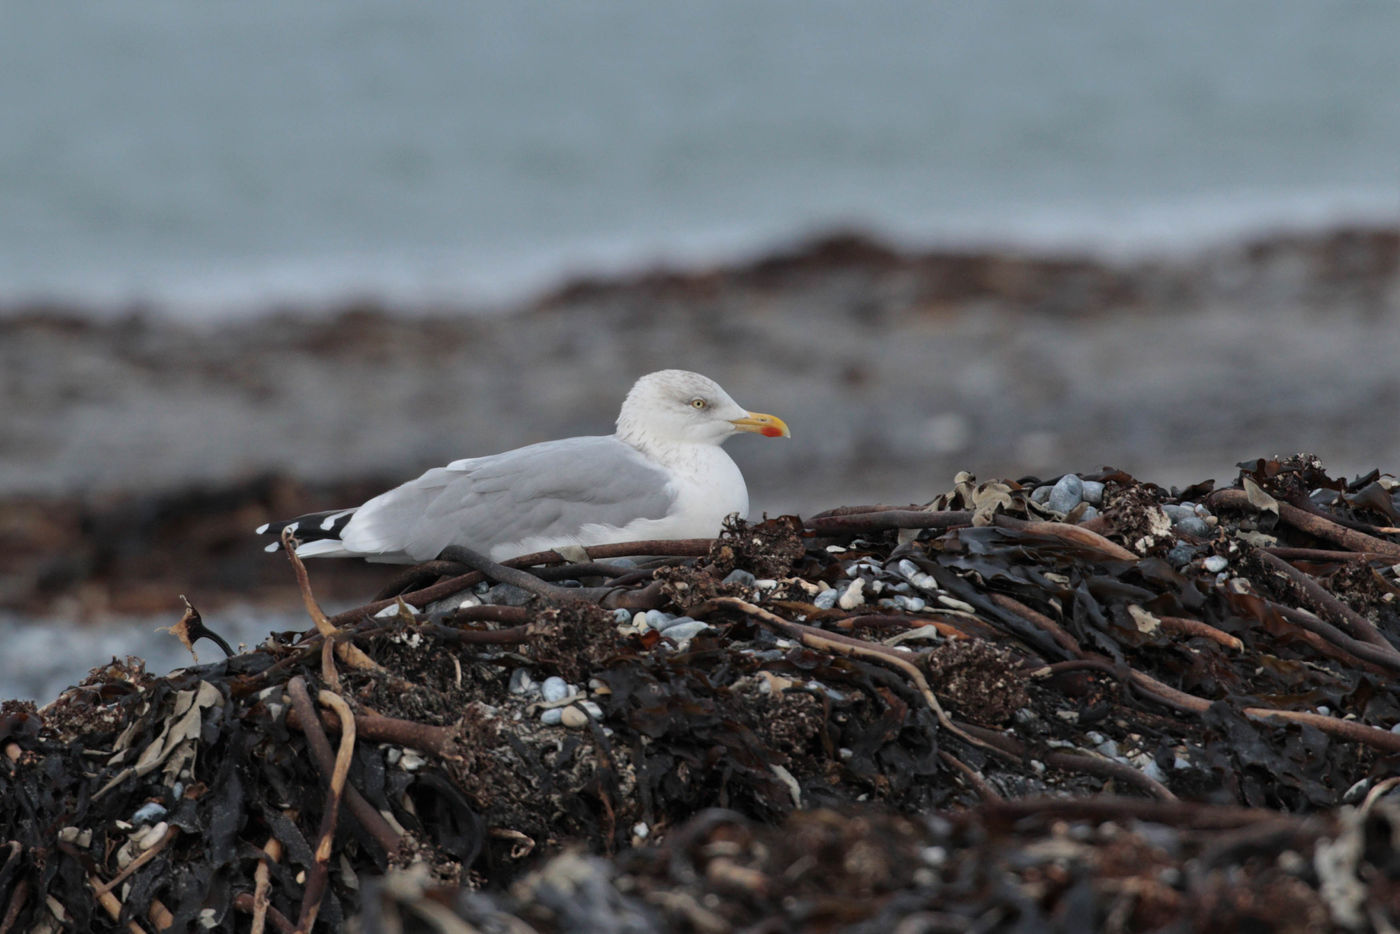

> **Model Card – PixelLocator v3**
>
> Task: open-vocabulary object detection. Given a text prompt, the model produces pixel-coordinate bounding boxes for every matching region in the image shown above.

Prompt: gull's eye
[689,398,708,410]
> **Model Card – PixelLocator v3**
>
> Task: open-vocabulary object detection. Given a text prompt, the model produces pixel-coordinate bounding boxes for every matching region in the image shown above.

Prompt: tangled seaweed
[4,453,1400,931]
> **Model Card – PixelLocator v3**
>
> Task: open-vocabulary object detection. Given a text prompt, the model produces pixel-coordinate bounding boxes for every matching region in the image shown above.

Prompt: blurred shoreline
[2,223,1398,620]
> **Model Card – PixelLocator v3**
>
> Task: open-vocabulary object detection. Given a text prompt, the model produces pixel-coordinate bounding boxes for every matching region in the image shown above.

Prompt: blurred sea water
[2,1,1398,317]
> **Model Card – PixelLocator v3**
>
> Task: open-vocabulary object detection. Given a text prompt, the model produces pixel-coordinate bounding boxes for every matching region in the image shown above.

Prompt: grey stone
[722,569,757,587]
[1175,516,1210,537]
[1047,474,1085,513]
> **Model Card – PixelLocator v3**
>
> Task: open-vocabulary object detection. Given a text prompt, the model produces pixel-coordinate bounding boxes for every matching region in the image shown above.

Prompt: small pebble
[540,708,564,726]
[130,802,167,825]
[753,578,778,590]
[632,822,650,840]
[1080,480,1105,505]
[1075,505,1099,523]
[1047,474,1085,514]
[612,608,632,625]
[137,822,169,850]
[541,676,571,703]
[813,588,839,610]
[1162,504,1193,522]
[577,700,604,720]
[657,614,697,632]
[1141,760,1167,784]
[509,668,537,695]
[560,706,590,729]
[722,569,757,587]
[1175,516,1210,538]
[838,578,866,610]
[936,594,976,613]
[1030,485,1054,505]
[1167,543,1198,567]
[642,609,677,631]
[1202,555,1228,573]
[660,621,712,644]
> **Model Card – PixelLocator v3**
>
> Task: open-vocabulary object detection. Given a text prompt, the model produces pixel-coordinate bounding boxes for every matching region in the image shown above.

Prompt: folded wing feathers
[257,436,682,563]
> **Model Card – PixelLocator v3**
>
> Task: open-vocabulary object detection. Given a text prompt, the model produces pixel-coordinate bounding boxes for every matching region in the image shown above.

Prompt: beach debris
[4,453,1400,929]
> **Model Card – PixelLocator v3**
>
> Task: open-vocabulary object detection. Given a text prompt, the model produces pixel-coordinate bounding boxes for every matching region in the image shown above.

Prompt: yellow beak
[729,411,791,439]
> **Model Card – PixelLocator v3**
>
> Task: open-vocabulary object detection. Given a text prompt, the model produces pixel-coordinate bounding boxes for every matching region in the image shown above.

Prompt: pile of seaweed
[5,453,1400,932]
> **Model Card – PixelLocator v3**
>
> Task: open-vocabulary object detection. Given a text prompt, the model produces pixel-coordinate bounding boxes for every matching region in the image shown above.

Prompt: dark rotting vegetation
[5,453,1400,931]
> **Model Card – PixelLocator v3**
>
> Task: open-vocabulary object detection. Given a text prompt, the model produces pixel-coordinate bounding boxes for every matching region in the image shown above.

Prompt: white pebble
[1080,480,1105,505]
[813,588,839,610]
[1203,555,1228,573]
[936,595,976,613]
[541,676,571,703]
[508,668,537,695]
[658,614,697,631]
[838,578,866,610]
[540,708,564,726]
[643,610,676,631]
[661,621,712,644]
[137,822,169,850]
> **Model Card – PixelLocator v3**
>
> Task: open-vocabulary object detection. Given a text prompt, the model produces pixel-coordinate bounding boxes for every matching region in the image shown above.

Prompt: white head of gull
[257,369,790,564]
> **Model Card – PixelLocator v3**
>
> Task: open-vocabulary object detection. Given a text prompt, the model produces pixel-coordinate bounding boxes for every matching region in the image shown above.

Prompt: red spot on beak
[760,425,784,438]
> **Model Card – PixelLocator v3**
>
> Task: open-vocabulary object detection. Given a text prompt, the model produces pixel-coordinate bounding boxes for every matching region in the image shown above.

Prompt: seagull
[257,369,790,564]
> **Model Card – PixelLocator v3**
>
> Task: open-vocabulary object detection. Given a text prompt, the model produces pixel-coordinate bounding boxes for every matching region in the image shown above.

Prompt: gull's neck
[615,425,726,470]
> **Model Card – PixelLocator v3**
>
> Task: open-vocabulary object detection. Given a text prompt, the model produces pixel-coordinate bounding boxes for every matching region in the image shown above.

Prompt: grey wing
[339,436,676,561]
